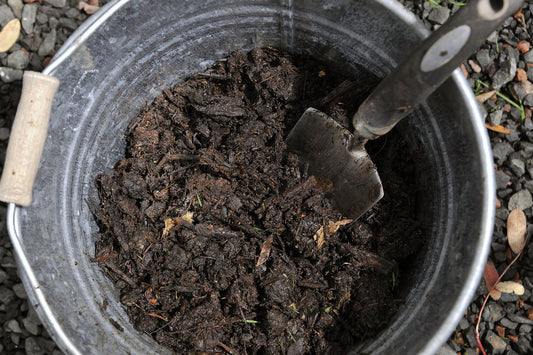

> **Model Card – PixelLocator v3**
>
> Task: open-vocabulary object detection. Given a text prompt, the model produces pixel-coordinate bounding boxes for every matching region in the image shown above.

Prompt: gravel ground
[0,0,532,354]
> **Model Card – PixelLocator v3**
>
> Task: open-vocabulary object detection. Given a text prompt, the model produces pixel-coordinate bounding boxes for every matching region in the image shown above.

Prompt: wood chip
[0,19,21,53]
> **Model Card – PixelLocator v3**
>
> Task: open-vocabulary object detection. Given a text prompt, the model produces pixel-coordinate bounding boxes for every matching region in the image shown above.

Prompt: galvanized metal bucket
[7,0,495,353]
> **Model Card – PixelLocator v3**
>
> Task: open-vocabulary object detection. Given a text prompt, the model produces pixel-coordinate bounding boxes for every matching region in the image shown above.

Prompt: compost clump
[92,47,423,354]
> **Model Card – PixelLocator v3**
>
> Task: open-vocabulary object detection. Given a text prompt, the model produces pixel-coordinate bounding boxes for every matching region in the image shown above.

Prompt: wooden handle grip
[0,71,60,206]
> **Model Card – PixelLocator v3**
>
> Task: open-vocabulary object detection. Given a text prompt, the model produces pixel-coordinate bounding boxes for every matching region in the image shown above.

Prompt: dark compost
[92,47,424,354]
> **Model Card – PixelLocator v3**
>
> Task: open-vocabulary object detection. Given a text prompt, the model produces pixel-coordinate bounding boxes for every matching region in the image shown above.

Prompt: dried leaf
[256,236,274,267]
[77,1,100,14]
[483,261,499,290]
[489,289,502,301]
[485,122,511,134]
[507,208,526,254]
[181,211,194,224]
[161,212,193,238]
[475,90,497,103]
[495,281,525,295]
[0,19,21,53]
[314,219,352,249]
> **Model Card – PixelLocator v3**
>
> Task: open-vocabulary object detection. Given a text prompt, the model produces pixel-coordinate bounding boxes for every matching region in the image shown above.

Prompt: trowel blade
[286,108,384,220]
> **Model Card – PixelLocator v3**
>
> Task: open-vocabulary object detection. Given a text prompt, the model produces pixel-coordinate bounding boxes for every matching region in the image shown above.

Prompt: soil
[92,47,424,354]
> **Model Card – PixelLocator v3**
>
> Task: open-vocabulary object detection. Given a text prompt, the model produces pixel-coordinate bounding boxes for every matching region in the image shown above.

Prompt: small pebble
[44,0,67,8]
[485,330,508,354]
[12,283,26,299]
[10,332,20,345]
[58,17,77,30]
[7,0,23,19]
[508,189,533,210]
[0,288,15,305]
[36,13,48,25]
[519,323,532,334]
[427,7,450,25]
[492,62,517,89]
[493,142,514,163]
[499,317,517,329]
[6,50,29,70]
[507,313,533,325]
[483,303,505,323]
[25,337,45,355]
[0,4,15,27]
[37,29,56,57]
[5,319,22,333]
[508,158,526,177]
[489,109,504,126]
[21,4,38,34]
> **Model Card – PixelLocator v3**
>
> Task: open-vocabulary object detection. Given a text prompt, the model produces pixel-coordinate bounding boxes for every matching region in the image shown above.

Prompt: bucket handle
[0,72,60,206]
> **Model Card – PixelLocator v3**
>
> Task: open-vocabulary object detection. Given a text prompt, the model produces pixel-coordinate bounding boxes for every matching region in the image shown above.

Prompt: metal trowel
[286,0,523,220]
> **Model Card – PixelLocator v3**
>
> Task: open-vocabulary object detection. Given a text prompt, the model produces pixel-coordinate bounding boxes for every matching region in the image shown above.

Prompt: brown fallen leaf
[24,0,43,3]
[77,1,100,14]
[495,281,525,295]
[485,122,511,134]
[256,236,274,267]
[475,90,496,103]
[507,208,526,254]
[314,219,352,249]
[0,19,21,53]
[483,261,501,300]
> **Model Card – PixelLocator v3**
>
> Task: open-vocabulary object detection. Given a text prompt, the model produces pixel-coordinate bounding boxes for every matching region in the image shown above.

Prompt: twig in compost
[147,313,168,322]
[103,262,138,289]
[215,341,238,354]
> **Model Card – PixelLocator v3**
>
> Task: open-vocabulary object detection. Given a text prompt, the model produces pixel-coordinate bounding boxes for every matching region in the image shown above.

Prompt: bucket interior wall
[11,0,493,354]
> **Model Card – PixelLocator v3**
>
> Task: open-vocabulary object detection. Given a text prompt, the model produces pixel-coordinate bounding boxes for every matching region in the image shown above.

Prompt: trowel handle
[353,0,524,139]
[0,72,60,206]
